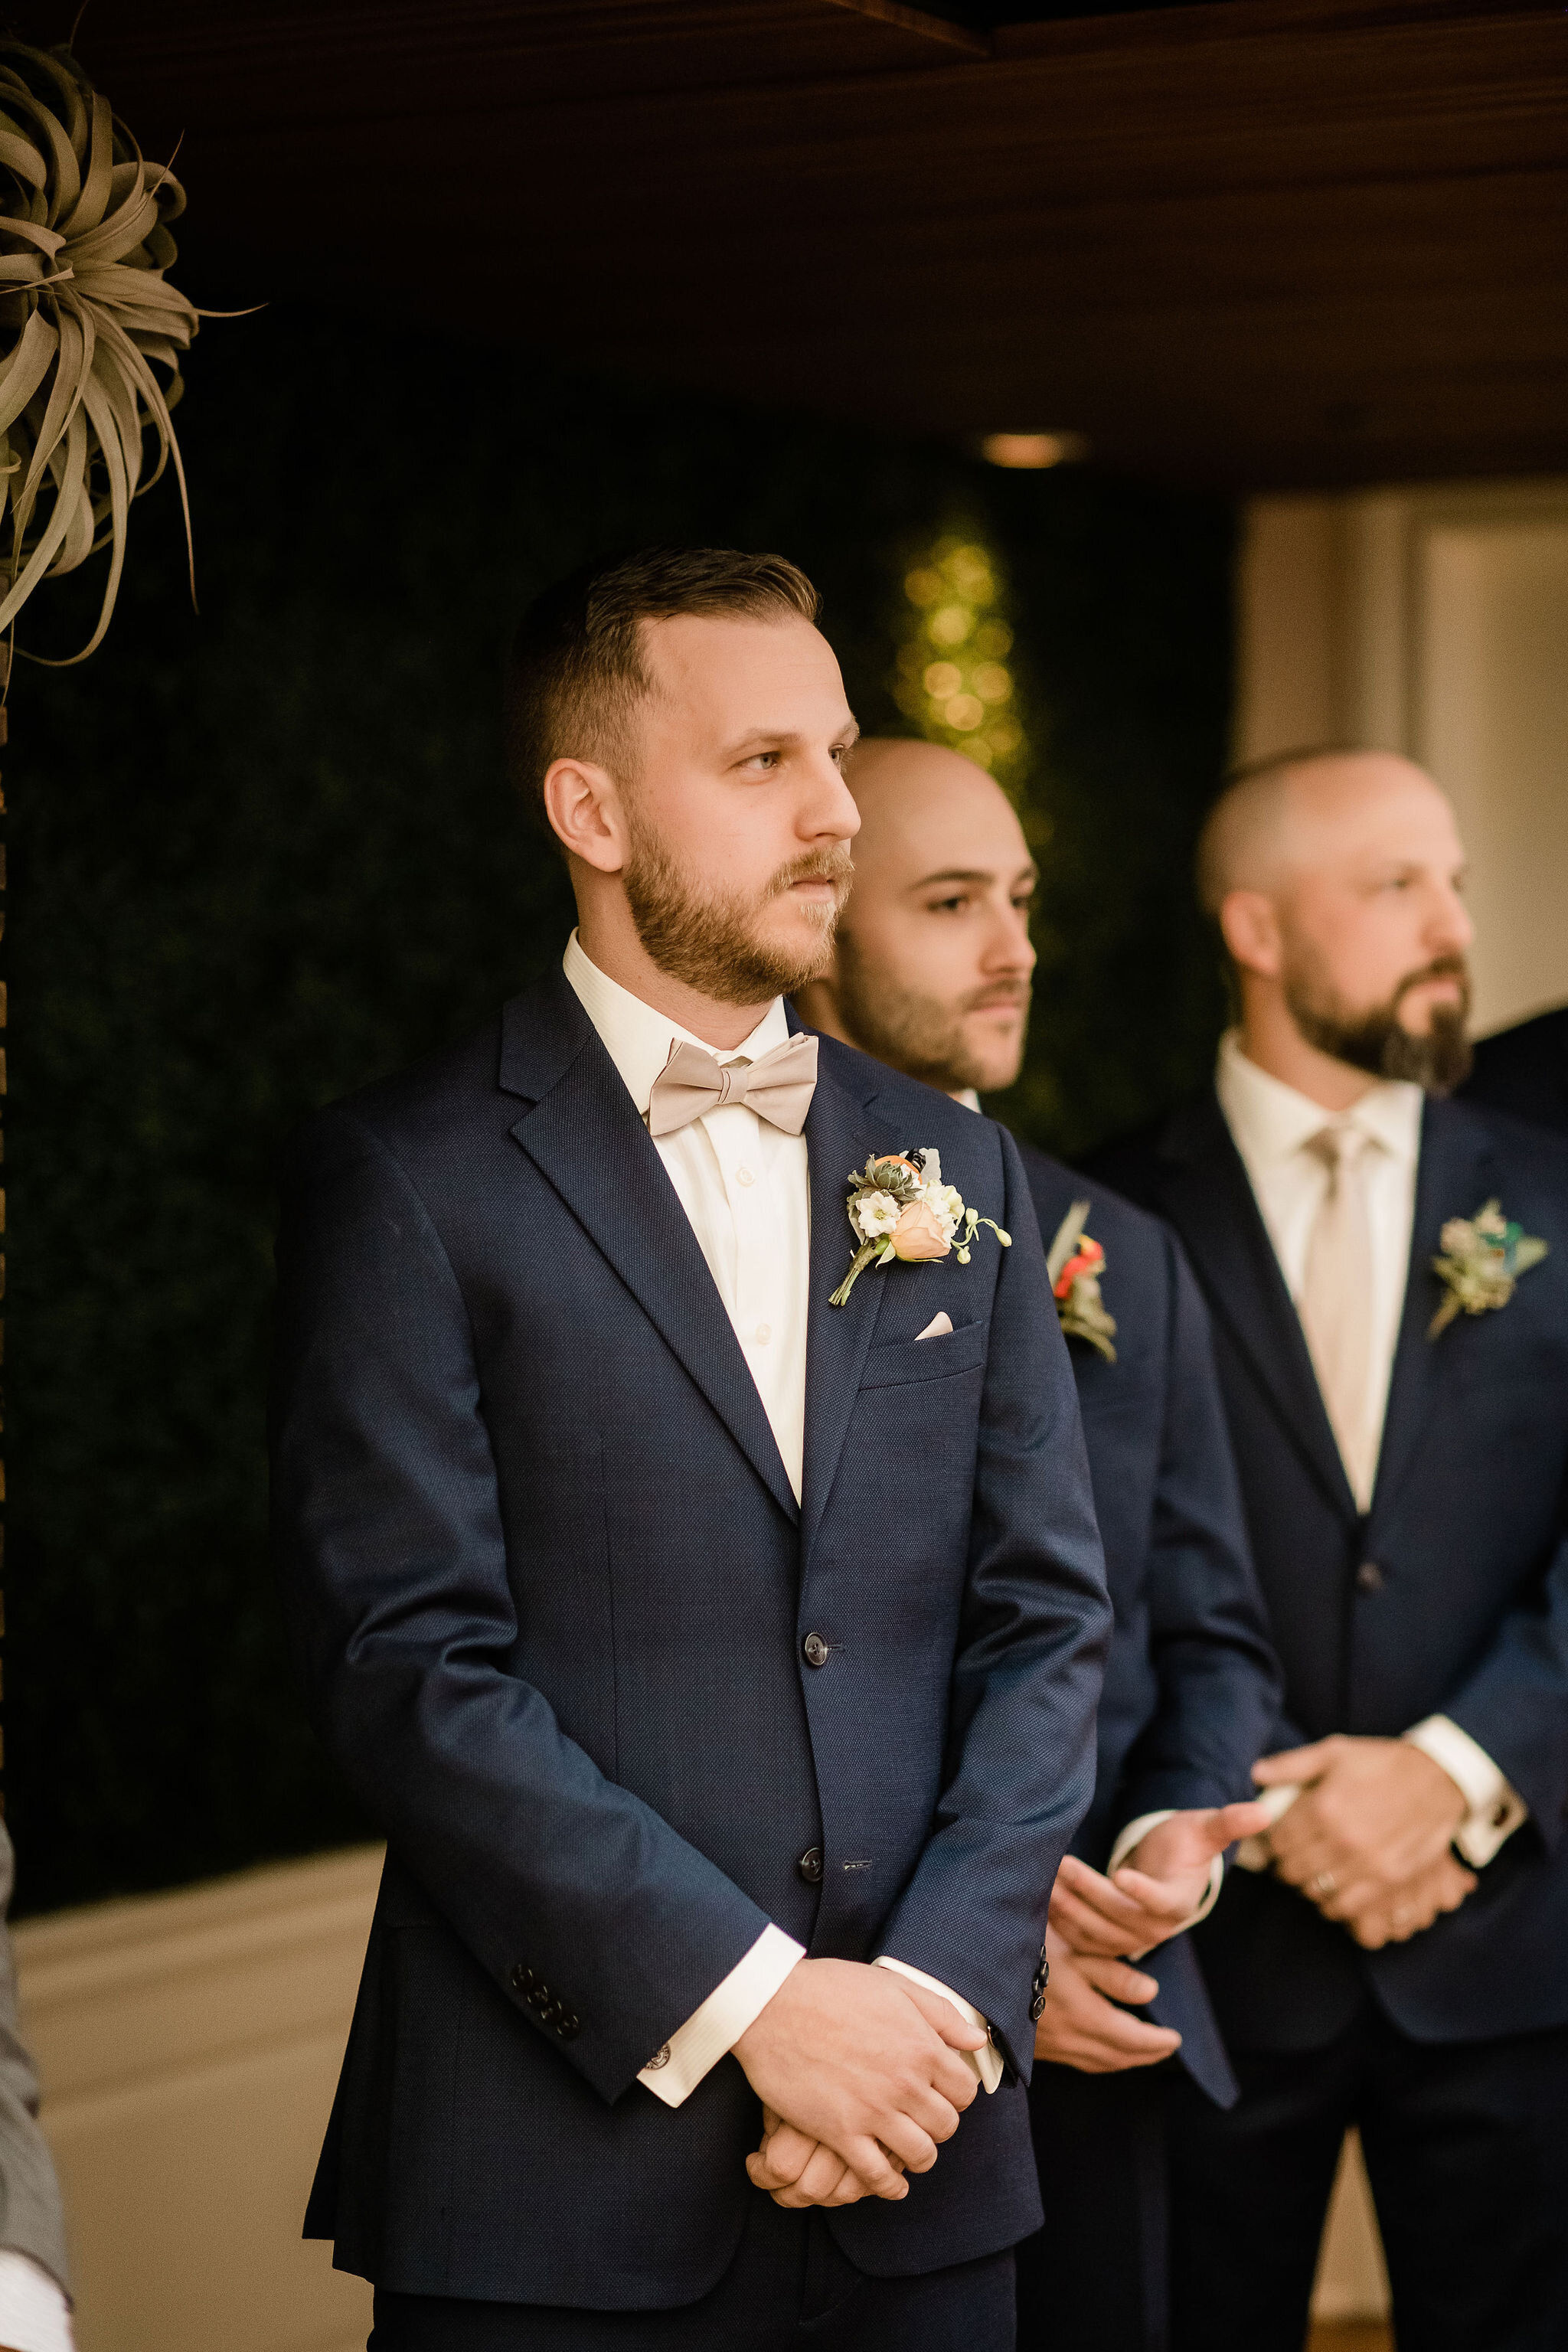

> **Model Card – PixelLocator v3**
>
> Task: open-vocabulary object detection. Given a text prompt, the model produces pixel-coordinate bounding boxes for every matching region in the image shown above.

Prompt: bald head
[794,737,1038,1096]
[1204,747,1475,1099]
[1197,749,1455,913]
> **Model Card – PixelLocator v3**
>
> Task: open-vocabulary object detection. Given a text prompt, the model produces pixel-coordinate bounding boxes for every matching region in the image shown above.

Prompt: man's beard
[623,818,853,1005]
[1282,943,1474,1094]
[831,930,1030,1095]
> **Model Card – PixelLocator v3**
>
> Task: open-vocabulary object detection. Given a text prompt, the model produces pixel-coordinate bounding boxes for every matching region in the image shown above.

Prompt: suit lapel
[1157,1093,1358,1521]
[1371,1099,1495,1519]
[502,978,798,1523]
[800,1049,893,1557]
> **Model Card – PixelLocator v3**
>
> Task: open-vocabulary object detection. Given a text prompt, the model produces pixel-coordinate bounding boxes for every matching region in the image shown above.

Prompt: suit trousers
[1165,1995,1568,2352]
[368,2194,1017,2352]
[1016,2060,1171,2352]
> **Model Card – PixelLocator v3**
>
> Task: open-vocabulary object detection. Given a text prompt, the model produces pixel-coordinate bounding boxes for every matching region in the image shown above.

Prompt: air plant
[0,35,200,668]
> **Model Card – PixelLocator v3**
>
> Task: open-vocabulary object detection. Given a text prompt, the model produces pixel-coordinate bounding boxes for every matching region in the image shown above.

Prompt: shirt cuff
[637,1924,805,2109]
[1404,1715,1530,1867]
[0,2251,74,2352]
[874,1955,1004,2093]
[1234,1780,1301,1872]
[1106,1810,1225,1941]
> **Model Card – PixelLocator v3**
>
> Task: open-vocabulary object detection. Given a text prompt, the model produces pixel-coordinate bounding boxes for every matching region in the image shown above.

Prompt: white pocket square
[914,1312,954,1341]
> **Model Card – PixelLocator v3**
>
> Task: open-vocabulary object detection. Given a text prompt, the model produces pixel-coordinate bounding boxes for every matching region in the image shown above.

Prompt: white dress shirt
[0,2252,73,2352]
[564,936,1003,2103]
[1217,1031,1527,1868]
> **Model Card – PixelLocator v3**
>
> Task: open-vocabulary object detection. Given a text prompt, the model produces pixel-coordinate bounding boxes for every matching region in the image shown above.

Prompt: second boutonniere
[829,1149,1009,1308]
[1429,1197,1548,1339]
[1045,1197,1118,1363]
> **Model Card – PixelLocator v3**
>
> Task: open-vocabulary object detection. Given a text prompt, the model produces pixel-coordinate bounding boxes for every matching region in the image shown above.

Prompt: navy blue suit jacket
[271,973,1111,2308]
[1091,1089,1568,2051]
[1018,1146,1280,2105]
[1460,1004,1568,1138]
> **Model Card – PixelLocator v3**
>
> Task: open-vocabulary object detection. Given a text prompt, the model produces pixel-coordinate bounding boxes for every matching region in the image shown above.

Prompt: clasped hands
[1250,1733,1474,1948]
[1034,1800,1270,2073]
[738,1957,985,2210]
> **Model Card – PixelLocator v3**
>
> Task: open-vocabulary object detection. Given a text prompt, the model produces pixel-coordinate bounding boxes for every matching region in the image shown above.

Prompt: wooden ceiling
[31,0,1568,488]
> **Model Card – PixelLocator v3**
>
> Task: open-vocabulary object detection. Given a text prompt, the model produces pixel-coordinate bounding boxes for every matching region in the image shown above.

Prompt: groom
[272,547,1112,2349]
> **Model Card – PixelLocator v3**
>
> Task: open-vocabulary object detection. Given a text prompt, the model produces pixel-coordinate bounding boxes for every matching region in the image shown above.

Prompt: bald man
[796,740,1282,2352]
[1093,750,1568,2352]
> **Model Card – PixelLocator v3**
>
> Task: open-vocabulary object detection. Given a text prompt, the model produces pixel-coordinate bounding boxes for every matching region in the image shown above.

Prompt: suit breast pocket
[858,1316,990,1392]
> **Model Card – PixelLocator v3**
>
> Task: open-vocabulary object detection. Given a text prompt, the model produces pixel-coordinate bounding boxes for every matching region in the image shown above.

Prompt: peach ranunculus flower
[890,1201,952,1262]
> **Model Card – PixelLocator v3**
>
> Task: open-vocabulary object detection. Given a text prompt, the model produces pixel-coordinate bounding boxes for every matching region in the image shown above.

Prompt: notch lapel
[1158,1095,1358,1521]
[800,1051,893,1557]
[503,982,798,1524]
[1370,1101,1495,1520]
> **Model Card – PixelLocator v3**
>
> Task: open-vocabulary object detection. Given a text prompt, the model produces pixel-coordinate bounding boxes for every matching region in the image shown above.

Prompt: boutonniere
[1045,1197,1118,1363]
[1429,1197,1548,1339]
[829,1148,1009,1308]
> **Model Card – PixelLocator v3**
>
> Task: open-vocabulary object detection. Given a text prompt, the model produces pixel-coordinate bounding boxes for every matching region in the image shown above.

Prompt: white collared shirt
[564,936,1004,2103]
[1215,1031,1526,1867]
[1216,1027,1423,1501]
[564,929,809,1501]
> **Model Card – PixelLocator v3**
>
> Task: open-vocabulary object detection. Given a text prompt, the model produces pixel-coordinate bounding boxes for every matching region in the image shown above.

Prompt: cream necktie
[1298,1123,1378,1509]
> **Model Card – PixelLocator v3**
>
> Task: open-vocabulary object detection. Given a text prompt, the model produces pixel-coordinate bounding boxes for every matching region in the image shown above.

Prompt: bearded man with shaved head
[1093,749,1568,2352]
[795,739,1282,2352]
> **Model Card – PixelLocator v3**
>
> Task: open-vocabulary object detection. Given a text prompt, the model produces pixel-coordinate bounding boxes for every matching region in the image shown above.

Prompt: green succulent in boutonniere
[1428,1197,1548,1340]
[1045,1197,1118,1364]
[829,1148,1009,1308]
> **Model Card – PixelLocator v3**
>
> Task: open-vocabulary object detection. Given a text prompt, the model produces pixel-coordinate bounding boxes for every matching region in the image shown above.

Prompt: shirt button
[797,1846,825,1885]
[802,1632,830,1668]
[1356,1561,1385,1593]
[735,1166,756,1187]
[754,1323,771,1345]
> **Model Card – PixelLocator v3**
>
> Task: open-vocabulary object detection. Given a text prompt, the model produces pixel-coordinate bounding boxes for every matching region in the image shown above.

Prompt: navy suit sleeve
[874,1128,1112,2077]
[1442,1523,1568,1853]
[270,1108,773,2105]
[1113,1235,1282,1825]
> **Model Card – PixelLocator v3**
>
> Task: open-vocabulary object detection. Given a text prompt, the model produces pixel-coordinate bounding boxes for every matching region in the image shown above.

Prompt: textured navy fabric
[1018,1146,1280,2108]
[1090,1088,1568,2050]
[272,970,1111,2309]
[1461,1004,1568,1138]
[1165,2003,1568,2352]
[369,2202,1015,2349]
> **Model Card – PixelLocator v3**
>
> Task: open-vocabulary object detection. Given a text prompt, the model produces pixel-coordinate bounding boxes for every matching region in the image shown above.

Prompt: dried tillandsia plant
[0,36,200,665]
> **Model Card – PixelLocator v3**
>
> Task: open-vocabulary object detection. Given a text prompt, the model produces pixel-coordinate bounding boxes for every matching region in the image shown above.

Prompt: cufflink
[645,2043,671,2071]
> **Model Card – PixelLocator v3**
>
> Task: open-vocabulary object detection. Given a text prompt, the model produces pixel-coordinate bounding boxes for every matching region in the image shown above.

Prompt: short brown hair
[504,546,820,816]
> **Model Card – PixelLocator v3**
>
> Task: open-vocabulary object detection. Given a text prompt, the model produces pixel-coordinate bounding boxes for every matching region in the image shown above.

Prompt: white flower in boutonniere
[830,1147,1010,1308]
[1428,1197,1548,1339]
[1044,1197,1118,1363]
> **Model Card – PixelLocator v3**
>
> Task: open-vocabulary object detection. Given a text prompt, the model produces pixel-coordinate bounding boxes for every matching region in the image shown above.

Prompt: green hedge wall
[6,307,1233,1915]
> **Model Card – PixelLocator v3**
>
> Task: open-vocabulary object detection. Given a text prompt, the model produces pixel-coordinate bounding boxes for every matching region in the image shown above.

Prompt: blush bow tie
[646,1032,819,1139]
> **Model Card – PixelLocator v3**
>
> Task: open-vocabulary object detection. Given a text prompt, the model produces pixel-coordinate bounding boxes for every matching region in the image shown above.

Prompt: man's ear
[1219,888,1284,980]
[543,756,626,874]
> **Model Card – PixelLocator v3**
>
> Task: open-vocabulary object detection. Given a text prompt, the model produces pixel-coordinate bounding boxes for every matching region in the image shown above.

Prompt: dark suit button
[1029,1990,1047,2023]
[1356,1560,1385,1593]
[802,1632,830,1668]
[557,2011,580,2041]
[511,1962,534,1995]
[797,1846,824,1885]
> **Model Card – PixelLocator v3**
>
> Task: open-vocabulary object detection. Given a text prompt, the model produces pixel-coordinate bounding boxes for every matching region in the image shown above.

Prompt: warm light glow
[980,431,1087,470]
[890,532,1033,799]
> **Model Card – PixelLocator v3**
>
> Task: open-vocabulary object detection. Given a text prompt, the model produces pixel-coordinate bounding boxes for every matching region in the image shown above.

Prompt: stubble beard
[832,930,1030,1096]
[622,815,854,1006]
[1282,942,1474,1094]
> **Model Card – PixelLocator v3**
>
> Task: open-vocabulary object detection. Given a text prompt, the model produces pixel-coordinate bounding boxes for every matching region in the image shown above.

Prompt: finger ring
[1312,1870,1337,1898]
